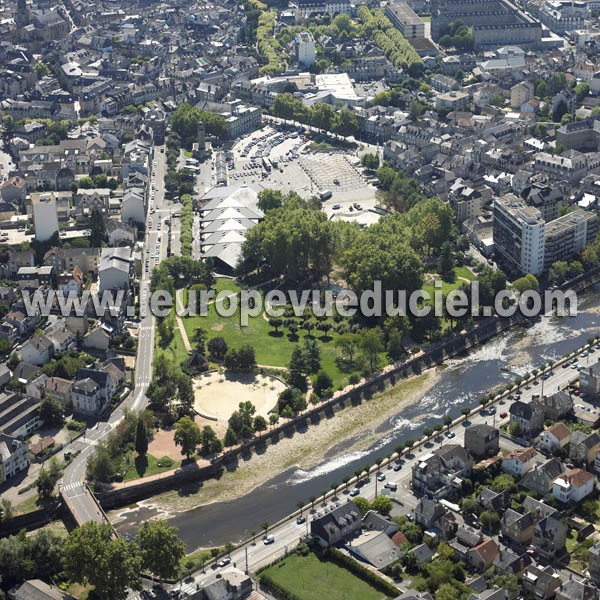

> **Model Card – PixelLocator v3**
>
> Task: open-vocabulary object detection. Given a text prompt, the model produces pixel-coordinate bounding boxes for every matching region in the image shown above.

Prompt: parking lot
[230,125,380,224]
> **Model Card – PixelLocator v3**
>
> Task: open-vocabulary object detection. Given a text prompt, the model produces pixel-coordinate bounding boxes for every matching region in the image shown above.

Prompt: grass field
[123,453,178,482]
[260,553,385,600]
[176,279,377,389]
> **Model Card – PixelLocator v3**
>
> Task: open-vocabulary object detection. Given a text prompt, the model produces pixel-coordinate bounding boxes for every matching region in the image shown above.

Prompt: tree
[63,522,141,600]
[479,510,500,532]
[86,443,115,483]
[208,336,227,360]
[36,458,62,501]
[89,207,106,247]
[461,407,470,421]
[135,418,148,456]
[513,274,539,293]
[490,573,521,600]
[360,328,384,373]
[460,496,478,516]
[257,189,284,212]
[386,328,406,362]
[371,496,392,516]
[549,260,570,284]
[332,107,358,136]
[200,425,222,456]
[361,153,380,170]
[40,396,64,426]
[174,416,201,459]
[444,415,452,430]
[224,427,238,447]
[575,82,590,101]
[289,345,309,390]
[436,583,462,600]
[253,415,267,434]
[137,520,185,579]
[314,370,333,398]
[438,241,455,282]
[353,497,370,515]
[335,333,358,362]
[0,498,13,522]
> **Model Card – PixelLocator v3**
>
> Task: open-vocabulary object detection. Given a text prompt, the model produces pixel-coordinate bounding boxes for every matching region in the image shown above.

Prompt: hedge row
[323,547,398,598]
[258,572,303,600]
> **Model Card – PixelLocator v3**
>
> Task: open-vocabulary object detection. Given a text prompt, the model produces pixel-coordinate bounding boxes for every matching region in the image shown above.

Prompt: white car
[263,534,274,545]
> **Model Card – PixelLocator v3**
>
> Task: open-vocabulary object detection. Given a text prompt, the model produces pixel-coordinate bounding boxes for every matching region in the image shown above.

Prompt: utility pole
[245,546,248,575]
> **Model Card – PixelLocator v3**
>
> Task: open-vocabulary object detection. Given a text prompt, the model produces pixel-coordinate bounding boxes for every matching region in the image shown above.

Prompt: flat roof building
[385,1,426,38]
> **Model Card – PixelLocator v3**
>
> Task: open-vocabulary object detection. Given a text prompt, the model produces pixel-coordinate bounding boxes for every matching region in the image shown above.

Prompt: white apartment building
[295,31,316,67]
[493,194,545,275]
[31,192,59,242]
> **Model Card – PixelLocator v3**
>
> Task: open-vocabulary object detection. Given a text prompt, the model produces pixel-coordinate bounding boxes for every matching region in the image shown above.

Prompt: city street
[155,341,596,597]
[60,144,169,523]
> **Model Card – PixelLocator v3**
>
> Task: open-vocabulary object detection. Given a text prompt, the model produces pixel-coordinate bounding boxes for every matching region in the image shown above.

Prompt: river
[113,291,600,550]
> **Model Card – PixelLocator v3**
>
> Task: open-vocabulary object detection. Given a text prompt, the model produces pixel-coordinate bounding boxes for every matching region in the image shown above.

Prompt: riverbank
[110,369,438,521]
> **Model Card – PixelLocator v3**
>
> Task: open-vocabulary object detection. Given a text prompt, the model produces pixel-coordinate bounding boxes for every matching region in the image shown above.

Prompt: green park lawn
[422,266,475,298]
[176,279,380,389]
[123,454,178,482]
[260,553,385,600]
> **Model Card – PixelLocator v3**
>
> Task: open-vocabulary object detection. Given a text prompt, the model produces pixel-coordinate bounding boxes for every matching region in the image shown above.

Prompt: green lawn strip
[123,453,178,482]
[181,302,352,388]
[260,553,385,600]
[14,494,40,515]
[454,265,475,281]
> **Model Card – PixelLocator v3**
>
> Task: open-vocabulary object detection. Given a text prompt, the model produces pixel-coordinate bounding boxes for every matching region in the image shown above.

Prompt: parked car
[263,535,275,545]
[217,558,231,567]
[349,487,360,497]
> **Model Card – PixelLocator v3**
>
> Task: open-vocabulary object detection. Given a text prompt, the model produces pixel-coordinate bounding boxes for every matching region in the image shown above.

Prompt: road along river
[112,291,600,550]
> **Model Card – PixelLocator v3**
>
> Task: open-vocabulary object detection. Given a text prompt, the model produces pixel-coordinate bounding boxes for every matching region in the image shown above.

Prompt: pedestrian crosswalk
[61,482,84,492]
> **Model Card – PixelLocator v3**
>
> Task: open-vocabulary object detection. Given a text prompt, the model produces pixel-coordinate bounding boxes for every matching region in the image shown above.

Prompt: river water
[113,291,600,550]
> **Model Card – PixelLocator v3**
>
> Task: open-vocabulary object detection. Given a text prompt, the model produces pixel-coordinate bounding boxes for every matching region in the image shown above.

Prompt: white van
[384,482,397,491]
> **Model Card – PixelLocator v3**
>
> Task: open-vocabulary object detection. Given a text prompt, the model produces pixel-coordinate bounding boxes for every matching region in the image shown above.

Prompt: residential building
[570,431,600,466]
[0,433,29,481]
[493,548,531,576]
[501,509,535,544]
[99,247,133,294]
[511,81,535,109]
[541,391,573,421]
[71,368,115,417]
[543,209,598,270]
[493,194,545,276]
[532,515,568,560]
[552,468,596,504]
[18,334,54,366]
[555,579,599,600]
[414,497,458,538]
[520,457,565,495]
[522,565,562,600]
[31,192,59,242]
[189,567,251,599]
[362,511,400,537]
[534,150,589,185]
[509,399,544,437]
[412,445,472,499]
[464,424,500,459]
[538,423,572,453]
[310,501,362,547]
[468,539,499,572]
[11,579,75,600]
[295,32,316,67]
[589,542,600,583]
[580,361,600,399]
[477,488,510,513]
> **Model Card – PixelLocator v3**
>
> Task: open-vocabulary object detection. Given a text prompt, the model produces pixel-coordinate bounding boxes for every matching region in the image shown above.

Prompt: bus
[262,157,272,172]
[319,190,332,201]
